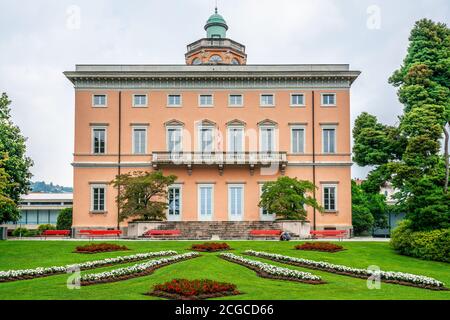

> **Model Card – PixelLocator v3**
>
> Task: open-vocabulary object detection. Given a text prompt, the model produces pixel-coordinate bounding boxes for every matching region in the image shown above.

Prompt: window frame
[321,93,337,107]
[132,94,148,108]
[167,184,182,220]
[131,126,148,155]
[91,184,107,213]
[228,184,244,221]
[259,125,277,152]
[198,184,214,221]
[228,94,244,107]
[198,94,214,107]
[91,126,107,155]
[290,93,306,107]
[167,94,182,107]
[166,125,183,153]
[321,125,337,154]
[227,125,245,153]
[322,184,338,212]
[260,93,275,107]
[92,94,107,108]
[290,125,306,154]
[198,125,215,153]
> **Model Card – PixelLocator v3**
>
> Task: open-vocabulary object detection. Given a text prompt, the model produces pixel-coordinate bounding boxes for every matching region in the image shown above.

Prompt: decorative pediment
[198,119,216,126]
[164,119,185,127]
[257,119,278,126]
[226,119,246,127]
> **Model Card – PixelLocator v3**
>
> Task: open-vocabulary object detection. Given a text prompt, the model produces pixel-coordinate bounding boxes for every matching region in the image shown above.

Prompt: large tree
[111,171,177,222]
[353,19,450,231]
[0,93,33,223]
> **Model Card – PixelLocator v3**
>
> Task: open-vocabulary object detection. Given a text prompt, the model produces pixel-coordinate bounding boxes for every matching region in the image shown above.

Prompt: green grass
[0,240,449,300]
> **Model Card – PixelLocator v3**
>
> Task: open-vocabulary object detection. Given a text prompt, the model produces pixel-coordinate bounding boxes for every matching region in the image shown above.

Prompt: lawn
[0,240,449,300]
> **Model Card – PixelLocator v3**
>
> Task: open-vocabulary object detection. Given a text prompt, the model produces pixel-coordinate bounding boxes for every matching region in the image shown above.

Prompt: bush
[74,243,129,254]
[391,219,450,262]
[57,208,72,230]
[12,227,30,237]
[37,224,56,235]
[295,242,344,253]
[190,243,231,252]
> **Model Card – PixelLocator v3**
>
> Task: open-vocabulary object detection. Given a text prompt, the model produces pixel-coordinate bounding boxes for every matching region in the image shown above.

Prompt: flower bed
[148,279,241,300]
[245,250,447,291]
[295,242,344,253]
[74,243,130,254]
[81,252,200,285]
[0,250,177,283]
[219,253,324,285]
[190,242,232,252]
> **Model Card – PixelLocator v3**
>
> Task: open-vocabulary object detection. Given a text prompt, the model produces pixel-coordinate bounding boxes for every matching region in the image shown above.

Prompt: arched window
[231,58,240,65]
[209,55,223,63]
[192,58,201,65]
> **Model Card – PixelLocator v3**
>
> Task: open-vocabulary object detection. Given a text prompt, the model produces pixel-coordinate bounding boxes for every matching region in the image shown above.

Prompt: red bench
[249,229,282,239]
[79,229,122,239]
[310,230,347,240]
[41,230,71,239]
[143,230,181,238]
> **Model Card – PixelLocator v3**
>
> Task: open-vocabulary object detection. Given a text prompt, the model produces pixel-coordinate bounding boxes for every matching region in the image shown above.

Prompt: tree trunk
[444,122,449,194]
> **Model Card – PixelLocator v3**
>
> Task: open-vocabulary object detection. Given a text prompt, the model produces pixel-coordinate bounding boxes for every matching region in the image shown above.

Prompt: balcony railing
[186,38,246,53]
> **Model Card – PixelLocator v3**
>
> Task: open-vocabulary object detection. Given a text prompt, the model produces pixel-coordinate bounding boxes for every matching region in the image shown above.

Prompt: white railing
[152,152,286,165]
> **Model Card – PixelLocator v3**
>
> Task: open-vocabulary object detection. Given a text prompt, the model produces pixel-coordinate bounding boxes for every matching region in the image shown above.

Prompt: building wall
[73,88,352,230]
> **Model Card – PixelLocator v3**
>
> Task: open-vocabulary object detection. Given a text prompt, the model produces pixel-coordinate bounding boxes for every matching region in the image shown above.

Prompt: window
[322,127,336,153]
[227,127,244,153]
[92,128,106,154]
[260,127,275,152]
[199,94,213,107]
[167,127,182,152]
[192,58,201,65]
[93,94,107,107]
[322,93,336,106]
[132,127,147,154]
[168,94,181,107]
[259,184,275,221]
[133,94,147,107]
[291,127,305,153]
[27,210,38,224]
[168,185,182,220]
[228,184,244,221]
[323,185,337,212]
[91,185,106,212]
[199,127,214,152]
[209,55,222,63]
[291,94,305,106]
[231,58,240,65]
[198,184,214,220]
[229,94,243,107]
[260,94,274,107]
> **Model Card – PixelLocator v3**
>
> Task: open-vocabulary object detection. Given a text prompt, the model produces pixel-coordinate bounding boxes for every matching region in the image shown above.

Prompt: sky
[0,0,449,187]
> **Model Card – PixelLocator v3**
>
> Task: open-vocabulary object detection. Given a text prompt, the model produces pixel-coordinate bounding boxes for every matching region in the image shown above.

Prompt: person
[280,231,291,241]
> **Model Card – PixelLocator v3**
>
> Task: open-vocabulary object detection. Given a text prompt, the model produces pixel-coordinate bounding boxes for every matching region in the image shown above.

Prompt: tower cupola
[204,8,228,38]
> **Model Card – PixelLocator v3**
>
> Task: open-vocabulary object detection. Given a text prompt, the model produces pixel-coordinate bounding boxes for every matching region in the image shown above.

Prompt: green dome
[204,8,228,38]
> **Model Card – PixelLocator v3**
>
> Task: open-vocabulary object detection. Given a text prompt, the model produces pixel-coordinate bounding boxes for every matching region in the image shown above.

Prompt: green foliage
[391,220,450,262]
[0,93,33,224]
[259,176,322,220]
[111,171,177,222]
[31,181,72,193]
[351,181,374,235]
[11,227,37,237]
[37,224,56,235]
[56,208,73,230]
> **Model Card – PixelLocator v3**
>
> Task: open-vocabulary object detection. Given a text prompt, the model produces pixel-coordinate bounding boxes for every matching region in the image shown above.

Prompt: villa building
[65,9,360,238]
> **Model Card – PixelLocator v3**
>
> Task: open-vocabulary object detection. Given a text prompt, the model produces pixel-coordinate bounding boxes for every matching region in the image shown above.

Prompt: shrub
[190,242,231,252]
[57,208,72,230]
[74,243,130,254]
[37,224,56,235]
[151,279,240,299]
[12,227,30,237]
[295,242,344,253]
[391,219,450,262]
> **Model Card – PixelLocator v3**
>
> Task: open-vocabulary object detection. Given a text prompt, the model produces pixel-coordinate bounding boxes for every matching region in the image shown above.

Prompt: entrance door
[228,184,244,221]
[259,184,275,221]
[167,185,182,221]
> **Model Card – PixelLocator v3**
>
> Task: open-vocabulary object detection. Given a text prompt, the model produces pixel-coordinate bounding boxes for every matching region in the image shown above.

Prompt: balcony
[186,38,246,54]
[152,152,287,175]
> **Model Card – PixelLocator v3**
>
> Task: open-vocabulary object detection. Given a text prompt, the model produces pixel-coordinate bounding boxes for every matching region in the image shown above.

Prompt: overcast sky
[0,0,449,187]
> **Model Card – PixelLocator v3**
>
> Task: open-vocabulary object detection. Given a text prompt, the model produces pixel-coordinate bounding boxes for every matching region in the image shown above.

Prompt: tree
[0,93,33,223]
[259,176,322,220]
[56,208,73,230]
[353,19,450,231]
[351,181,375,235]
[111,171,177,222]
[0,153,17,223]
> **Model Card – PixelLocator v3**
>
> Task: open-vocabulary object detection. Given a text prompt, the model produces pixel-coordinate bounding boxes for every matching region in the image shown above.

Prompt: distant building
[1,193,73,230]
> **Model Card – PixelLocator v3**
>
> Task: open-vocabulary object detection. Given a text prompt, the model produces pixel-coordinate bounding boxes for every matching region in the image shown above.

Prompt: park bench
[249,229,282,239]
[41,230,71,239]
[143,230,181,238]
[310,230,347,241]
[78,229,122,240]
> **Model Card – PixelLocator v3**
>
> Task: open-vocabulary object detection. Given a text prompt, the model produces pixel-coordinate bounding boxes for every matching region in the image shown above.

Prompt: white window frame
[290,93,306,107]
[259,125,277,152]
[227,125,245,153]
[91,126,107,154]
[166,125,183,153]
[198,184,214,221]
[290,125,306,154]
[322,184,338,212]
[260,94,275,107]
[198,125,215,152]
[167,184,182,221]
[228,94,244,107]
[132,126,148,155]
[132,94,148,108]
[167,94,182,107]
[198,94,214,107]
[92,94,107,108]
[91,184,106,212]
[322,125,337,154]
[321,93,337,107]
[228,184,244,221]
[259,184,275,221]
